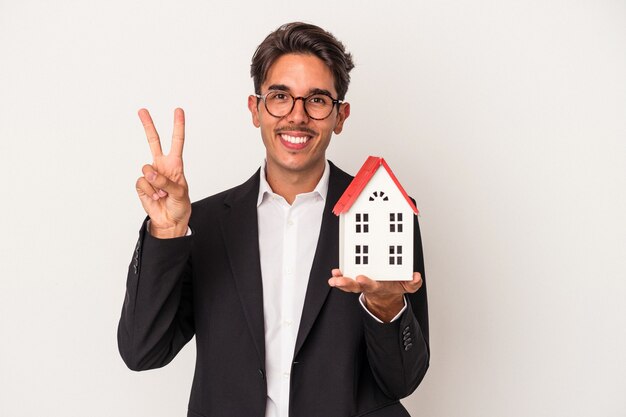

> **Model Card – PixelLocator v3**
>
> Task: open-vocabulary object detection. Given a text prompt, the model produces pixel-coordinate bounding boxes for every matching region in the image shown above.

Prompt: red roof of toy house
[332,156,419,216]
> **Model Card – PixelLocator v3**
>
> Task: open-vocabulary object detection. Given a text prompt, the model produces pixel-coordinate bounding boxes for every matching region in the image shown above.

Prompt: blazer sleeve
[361,213,430,398]
[117,219,195,371]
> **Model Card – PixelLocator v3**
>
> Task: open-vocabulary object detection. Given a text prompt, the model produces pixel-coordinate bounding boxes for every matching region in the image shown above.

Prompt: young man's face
[248,53,350,181]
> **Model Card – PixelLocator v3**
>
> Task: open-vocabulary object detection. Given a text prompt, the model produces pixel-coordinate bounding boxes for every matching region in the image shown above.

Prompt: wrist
[362,294,404,323]
[148,223,189,239]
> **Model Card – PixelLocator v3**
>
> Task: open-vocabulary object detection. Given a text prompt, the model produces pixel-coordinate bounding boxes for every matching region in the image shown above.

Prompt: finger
[142,164,185,198]
[331,268,343,277]
[328,276,362,293]
[136,176,159,205]
[138,108,163,158]
[170,108,185,157]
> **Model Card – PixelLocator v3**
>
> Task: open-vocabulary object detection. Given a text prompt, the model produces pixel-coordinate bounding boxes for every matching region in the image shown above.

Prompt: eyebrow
[267,84,290,92]
[267,84,335,98]
[309,88,334,97]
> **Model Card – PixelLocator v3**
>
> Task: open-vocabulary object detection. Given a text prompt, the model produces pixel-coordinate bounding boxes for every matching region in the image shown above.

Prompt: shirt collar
[257,159,330,207]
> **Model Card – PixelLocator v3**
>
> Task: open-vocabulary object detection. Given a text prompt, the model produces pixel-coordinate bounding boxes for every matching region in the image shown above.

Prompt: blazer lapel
[221,171,266,365]
[294,162,352,357]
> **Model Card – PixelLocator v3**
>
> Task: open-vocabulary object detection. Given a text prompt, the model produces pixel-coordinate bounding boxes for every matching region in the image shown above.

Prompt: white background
[1,1,625,416]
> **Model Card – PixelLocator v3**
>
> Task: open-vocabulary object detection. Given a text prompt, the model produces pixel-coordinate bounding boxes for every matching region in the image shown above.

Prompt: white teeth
[281,134,309,144]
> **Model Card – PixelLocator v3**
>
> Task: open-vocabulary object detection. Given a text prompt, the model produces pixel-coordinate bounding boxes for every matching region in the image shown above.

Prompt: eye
[308,95,330,105]
[268,91,290,101]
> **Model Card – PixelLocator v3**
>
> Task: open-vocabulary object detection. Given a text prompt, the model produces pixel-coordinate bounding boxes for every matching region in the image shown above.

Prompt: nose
[287,97,309,124]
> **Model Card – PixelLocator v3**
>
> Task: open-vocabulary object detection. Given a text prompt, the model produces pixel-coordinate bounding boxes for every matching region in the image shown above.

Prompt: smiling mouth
[280,133,311,144]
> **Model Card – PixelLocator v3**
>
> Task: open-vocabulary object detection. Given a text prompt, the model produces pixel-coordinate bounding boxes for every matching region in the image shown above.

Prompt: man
[118,22,429,417]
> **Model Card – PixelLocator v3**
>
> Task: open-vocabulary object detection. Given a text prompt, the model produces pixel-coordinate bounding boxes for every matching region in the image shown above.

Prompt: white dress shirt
[257,160,329,417]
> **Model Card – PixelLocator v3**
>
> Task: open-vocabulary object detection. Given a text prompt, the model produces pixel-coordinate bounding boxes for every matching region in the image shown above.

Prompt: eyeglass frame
[254,90,343,121]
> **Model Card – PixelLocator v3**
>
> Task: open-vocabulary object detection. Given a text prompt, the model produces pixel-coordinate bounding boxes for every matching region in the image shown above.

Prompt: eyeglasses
[255,90,342,120]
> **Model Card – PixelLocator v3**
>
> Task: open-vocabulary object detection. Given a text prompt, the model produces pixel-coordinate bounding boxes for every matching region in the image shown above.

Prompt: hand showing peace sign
[135,108,191,239]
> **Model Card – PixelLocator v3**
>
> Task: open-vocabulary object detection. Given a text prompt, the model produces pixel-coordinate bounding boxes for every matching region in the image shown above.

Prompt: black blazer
[118,161,429,417]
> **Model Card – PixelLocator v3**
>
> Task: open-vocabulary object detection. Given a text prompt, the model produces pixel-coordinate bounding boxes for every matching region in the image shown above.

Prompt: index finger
[138,108,163,158]
[170,108,185,157]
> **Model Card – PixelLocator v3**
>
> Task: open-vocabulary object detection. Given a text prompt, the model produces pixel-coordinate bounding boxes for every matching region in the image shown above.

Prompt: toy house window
[355,213,369,233]
[389,213,403,233]
[369,191,389,201]
[355,245,369,265]
[389,245,403,265]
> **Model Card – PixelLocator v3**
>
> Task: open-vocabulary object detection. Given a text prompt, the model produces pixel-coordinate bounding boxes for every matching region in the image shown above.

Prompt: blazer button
[403,326,410,335]
[258,369,265,380]
[403,333,411,340]
[404,337,412,345]
[404,343,413,351]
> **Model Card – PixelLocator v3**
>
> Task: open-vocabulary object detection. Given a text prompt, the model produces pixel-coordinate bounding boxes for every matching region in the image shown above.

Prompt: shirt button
[283,372,290,378]
[286,268,293,275]
[287,219,294,226]
[284,320,293,327]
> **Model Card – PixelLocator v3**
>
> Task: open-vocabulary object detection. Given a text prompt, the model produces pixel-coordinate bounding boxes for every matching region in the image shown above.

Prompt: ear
[333,102,350,134]
[248,95,261,128]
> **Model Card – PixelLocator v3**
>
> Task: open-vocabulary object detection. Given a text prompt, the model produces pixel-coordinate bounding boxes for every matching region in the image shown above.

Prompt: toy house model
[333,156,419,281]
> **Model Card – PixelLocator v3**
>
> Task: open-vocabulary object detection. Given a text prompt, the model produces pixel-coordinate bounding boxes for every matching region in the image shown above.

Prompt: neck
[265,160,325,205]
